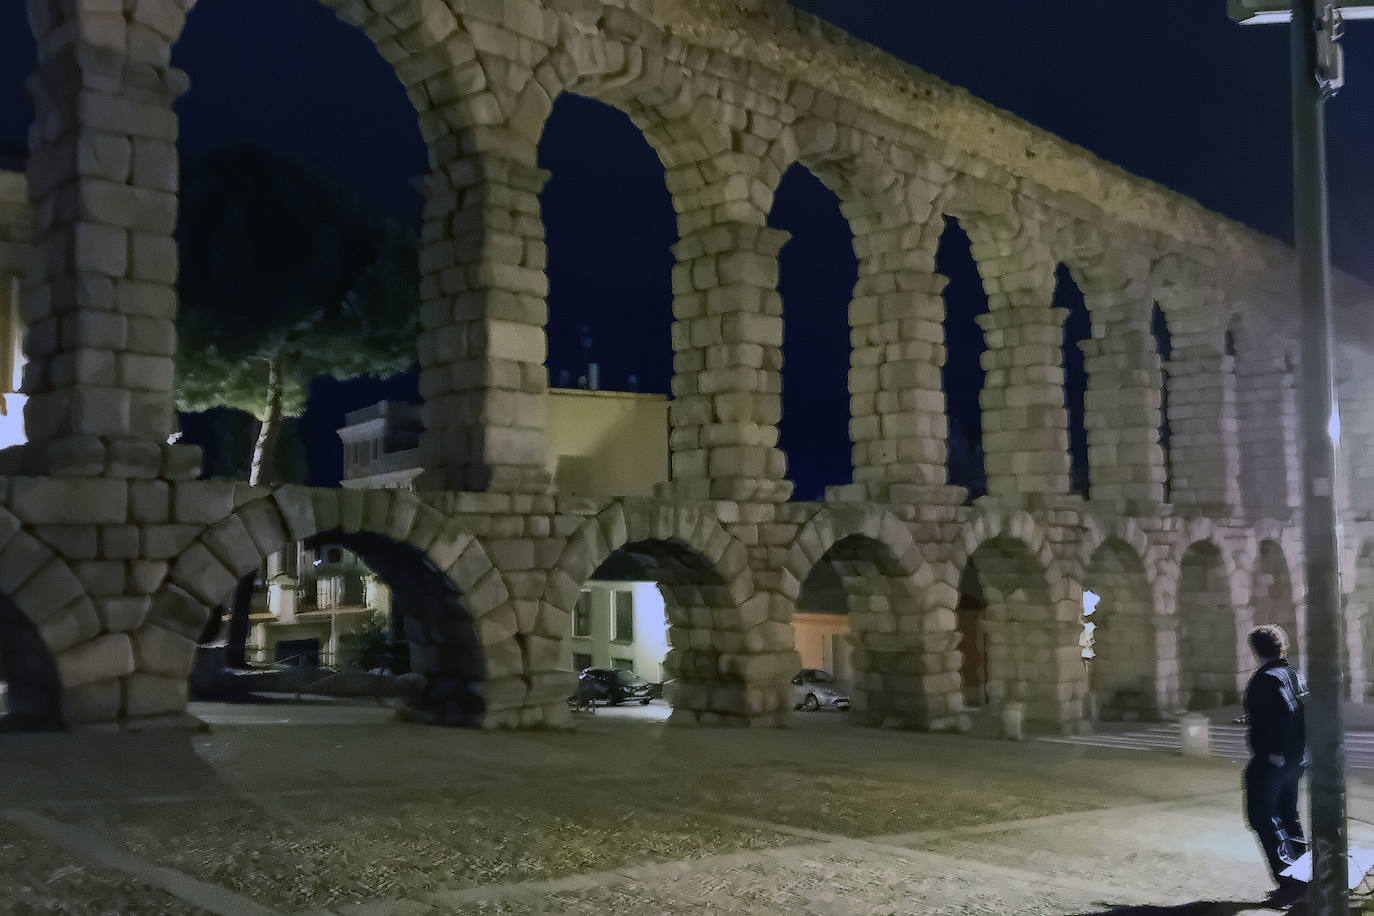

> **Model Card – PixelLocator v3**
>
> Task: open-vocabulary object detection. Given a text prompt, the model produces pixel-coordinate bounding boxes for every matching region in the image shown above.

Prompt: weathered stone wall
[1,0,1371,731]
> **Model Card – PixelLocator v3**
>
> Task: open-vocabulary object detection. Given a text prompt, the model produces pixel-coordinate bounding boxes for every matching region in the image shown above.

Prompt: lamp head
[1228,0,1374,24]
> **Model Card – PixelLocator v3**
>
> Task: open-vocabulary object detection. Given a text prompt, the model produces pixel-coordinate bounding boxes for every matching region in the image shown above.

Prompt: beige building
[338,390,669,497]
[247,540,392,667]
[546,388,669,497]
[248,389,673,670]
[792,612,853,683]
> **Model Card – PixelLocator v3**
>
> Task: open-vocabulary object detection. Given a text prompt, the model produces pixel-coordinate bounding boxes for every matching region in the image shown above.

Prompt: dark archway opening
[538,94,677,497]
[796,536,904,688]
[577,539,729,720]
[938,216,990,499]
[308,531,480,725]
[1178,541,1236,709]
[0,5,32,168]
[1253,540,1298,664]
[1083,539,1158,720]
[1055,264,1091,498]
[0,594,62,731]
[1151,304,1173,502]
[955,560,989,708]
[769,163,858,501]
[200,531,482,726]
[539,93,677,396]
[795,557,853,700]
[959,537,1062,723]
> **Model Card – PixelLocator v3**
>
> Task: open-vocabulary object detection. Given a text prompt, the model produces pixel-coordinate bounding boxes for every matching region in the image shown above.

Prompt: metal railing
[241,649,391,704]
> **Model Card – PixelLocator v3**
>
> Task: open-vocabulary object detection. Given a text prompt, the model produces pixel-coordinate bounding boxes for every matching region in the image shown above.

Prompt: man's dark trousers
[1244,755,1306,881]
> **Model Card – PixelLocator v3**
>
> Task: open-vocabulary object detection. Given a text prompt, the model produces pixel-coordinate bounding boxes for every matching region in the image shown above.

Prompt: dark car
[569,668,654,709]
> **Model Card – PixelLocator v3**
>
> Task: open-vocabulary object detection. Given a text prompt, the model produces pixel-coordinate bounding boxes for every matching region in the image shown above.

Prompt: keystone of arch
[780,505,922,593]
[544,499,754,613]
[949,505,1057,583]
[1166,519,1245,617]
[760,119,904,215]
[1079,513,1155,581]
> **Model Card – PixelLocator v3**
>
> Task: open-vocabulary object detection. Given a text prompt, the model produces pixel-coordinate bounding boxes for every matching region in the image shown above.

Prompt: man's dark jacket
[1244,658,1308,765]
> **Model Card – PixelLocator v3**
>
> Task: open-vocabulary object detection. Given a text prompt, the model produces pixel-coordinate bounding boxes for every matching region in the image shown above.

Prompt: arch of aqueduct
[3,0,1374,731]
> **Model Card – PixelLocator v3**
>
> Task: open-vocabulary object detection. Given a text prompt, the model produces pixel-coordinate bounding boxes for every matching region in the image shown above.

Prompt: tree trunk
[249,358,284,488]
[224,573,257,669]
[225,361,284,669]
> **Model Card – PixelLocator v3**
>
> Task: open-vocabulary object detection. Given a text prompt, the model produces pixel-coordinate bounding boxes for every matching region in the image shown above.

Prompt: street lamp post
[1227,1,1369,911]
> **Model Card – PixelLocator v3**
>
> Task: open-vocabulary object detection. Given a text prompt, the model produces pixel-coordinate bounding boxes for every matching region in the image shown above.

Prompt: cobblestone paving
[0,821,206,915]
[60,789,794,911]
[449,847,1116,916]
[3,709,1374,914]
[616,766,1095,837]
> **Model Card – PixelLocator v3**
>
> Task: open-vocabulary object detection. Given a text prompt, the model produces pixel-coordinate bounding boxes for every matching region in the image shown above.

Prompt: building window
[573,590,592,637]
[612,590,633,643]
[572,652,593,672]
[371,439,379,460]
[611,657,634,673]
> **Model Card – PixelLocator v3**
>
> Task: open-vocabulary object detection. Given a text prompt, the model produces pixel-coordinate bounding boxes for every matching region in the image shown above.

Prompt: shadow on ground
[1076,899,1370,915]
[1071,901,1278,915]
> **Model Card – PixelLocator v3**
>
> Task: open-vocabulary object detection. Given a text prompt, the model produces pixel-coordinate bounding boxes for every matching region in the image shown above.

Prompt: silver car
[791,669,850,711]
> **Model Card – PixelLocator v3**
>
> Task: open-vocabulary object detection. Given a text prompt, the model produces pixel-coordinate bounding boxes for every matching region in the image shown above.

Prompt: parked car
[791,669,850,711]
[569,667,654,709]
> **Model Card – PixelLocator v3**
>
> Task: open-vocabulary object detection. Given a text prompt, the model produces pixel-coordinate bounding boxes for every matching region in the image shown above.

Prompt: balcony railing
[345,448,421,480]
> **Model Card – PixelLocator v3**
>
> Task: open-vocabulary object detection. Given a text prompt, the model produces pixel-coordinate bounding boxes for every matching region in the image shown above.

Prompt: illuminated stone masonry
[2,0,1374,731]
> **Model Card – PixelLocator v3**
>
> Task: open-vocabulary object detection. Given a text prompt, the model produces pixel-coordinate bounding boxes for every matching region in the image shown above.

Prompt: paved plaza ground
[3,704,1374,915]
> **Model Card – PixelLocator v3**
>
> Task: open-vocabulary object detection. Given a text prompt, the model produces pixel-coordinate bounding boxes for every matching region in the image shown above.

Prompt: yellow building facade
[546,389,669,498]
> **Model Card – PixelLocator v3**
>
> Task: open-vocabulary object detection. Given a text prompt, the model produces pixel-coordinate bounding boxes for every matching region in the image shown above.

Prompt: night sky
[1,1,1371,496]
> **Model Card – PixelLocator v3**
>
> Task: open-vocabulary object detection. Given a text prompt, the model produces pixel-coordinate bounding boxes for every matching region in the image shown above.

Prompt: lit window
[612,590,634,643]
[573,590,592,637]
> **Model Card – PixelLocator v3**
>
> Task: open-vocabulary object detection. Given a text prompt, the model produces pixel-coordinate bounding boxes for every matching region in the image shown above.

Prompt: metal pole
[1291,0,1348,909]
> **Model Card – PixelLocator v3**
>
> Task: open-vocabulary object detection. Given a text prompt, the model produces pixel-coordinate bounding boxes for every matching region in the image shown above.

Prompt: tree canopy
[175,144,420,423]
[174,144,420,485]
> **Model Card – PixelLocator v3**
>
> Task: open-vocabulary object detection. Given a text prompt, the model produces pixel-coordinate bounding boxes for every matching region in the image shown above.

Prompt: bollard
[1001,701,1025,741]
[1179,712,1210,757]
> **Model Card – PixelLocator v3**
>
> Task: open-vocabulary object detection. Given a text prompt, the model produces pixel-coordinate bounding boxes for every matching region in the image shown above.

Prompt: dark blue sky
[1,1,1370,496]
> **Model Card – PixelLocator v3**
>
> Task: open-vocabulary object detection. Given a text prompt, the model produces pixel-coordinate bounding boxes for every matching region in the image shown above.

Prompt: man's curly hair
[1249,623,1289,661]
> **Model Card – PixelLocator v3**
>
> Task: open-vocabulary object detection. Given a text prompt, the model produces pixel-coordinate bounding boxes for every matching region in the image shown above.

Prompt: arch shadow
[0,592,62,731]
[798,533,941,725]
[1084,538,1160,720]
[1252,539,1298,663]
[1177,540,1239,709]
[303,529,485,726]
[958,535,1074,726]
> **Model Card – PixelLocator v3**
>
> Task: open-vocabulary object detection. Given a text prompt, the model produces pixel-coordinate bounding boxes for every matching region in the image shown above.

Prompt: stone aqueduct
[3,0,1374,731]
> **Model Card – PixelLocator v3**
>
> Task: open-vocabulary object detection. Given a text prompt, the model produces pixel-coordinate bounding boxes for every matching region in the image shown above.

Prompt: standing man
[1242,623,1309,901]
